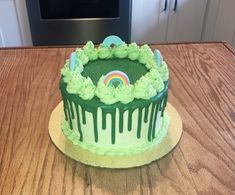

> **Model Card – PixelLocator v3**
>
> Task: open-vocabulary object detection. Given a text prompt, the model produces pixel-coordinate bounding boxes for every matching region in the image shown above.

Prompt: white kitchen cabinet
[203,0,235,48]
[131,0,208,43]
[167,0,207,42]
[15,0,32,46]
[131,0,169,43]
[0,0,22,47]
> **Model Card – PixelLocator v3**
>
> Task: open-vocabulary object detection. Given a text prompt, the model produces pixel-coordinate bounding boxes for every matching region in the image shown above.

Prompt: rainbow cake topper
[102,35,124,47]
[103,70,130,87]
[69,52,77,71]
[154,49,163,66]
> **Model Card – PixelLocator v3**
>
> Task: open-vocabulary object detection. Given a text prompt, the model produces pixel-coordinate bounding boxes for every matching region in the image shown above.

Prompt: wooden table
[0,42,234,195]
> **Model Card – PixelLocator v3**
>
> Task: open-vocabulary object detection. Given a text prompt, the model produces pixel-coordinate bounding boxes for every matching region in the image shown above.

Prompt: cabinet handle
[163,0,168,11]
[173,0,178,11]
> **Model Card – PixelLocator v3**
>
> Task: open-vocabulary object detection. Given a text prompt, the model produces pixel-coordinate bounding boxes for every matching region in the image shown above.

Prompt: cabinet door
[213,1,235,45]
[167,0,207,42]
[0,1,22,47]
[131,0,169,43]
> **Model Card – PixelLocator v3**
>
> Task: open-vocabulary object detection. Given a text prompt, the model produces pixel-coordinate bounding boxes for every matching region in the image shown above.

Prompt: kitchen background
[0,0,235,48]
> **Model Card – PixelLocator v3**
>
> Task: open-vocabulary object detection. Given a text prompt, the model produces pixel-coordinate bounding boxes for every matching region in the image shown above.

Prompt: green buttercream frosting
[76,62,84,74]
[134,76,156,99]
[66,75,84,94]
[95,76,118,104]
[76,48,89,65]
[113,43,128,58]
[138,44,153,64]
[157,61,169,81]
[98,45,113,59]
[115,84,134,104]
[145,69,164,92]
[78,77,96,100]
[127,43,139,60]
[83,41,98,61]
[145,57,157,70]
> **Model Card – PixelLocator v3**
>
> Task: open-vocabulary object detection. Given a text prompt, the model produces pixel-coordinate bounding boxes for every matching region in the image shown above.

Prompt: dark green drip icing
[61,94,68,121]
[152,102,160,139]
[128,109,134,131]
[101,111,107,130]
[144,105,150,123]
[148,103,156,141]
[92,109,98,142]
[164,93,168,107]
[159,98,163,112]
[118,108,125,133]
[64,99,73,129]
[60,79,169,143]
[68,100,75,119]
[75,104,83,141]
[161,93,168,117]
[137,108,143,139]
[111,109,116,144]
[81,107,86,124]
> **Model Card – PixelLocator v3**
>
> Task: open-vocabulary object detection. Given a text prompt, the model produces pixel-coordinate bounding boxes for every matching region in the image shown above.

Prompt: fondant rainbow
[104,70,130,87]
[102,35,123,47]
[69,52,77,71]
[154,49,163,67]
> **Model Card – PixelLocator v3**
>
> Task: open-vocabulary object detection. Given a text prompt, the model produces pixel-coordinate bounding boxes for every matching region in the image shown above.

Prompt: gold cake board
[49,102,183,168]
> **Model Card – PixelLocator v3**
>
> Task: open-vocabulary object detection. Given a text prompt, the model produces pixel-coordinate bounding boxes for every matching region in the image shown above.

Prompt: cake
[60,35,169,156]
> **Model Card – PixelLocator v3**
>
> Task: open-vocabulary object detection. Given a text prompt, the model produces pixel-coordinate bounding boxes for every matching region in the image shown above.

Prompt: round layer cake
[60,36,169,156]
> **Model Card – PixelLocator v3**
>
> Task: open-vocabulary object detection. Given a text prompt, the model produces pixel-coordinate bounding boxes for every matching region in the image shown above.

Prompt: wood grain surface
[0,43,234,195]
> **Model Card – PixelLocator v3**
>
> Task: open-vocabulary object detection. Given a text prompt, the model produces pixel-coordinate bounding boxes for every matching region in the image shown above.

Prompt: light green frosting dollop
[138,44,154,64]
[76,65,84,74]
[145,57,156,70]
[83,41,98,61]
[98,46,112,59]
[156,61,169,81]
[76,48,89,65]
[134,76,156,99]
[78,77,95,100]
[146,69,164,92]
[95,76,118,104]
[127,43,139,60]
[113,43,128,58]
[66,75,84,94]
[114,85,134,104]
